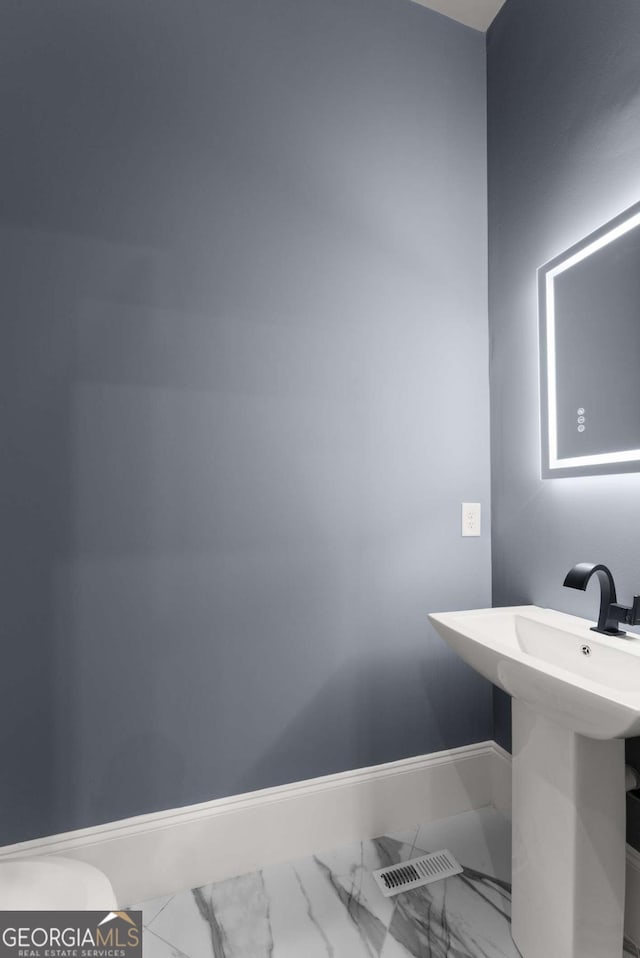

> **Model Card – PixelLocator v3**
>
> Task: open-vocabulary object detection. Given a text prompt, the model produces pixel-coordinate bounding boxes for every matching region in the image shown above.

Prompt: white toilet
[0,857,118,910]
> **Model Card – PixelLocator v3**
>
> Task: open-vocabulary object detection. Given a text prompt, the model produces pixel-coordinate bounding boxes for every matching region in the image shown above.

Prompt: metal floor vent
[372,849,462,898]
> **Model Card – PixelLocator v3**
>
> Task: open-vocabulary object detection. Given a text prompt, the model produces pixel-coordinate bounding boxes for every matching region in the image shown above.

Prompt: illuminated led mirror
[539,200,640,478]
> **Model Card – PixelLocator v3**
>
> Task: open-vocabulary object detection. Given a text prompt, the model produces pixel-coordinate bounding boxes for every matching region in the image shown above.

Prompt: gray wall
[487,0,640,785]
[0,0,491,844]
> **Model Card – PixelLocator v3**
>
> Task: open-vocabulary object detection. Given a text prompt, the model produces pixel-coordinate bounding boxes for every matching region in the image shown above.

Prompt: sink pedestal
[511,699,626,958]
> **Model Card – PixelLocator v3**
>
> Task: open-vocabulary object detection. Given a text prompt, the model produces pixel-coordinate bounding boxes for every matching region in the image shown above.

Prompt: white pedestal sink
[429,605,640,958]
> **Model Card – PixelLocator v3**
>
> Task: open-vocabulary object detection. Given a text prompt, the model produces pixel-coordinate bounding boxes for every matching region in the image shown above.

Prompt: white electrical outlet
[461,502,481,537]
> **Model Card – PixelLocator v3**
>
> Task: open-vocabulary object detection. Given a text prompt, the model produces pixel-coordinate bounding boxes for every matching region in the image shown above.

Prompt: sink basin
[429,604,640,738]
[428,604,634,958]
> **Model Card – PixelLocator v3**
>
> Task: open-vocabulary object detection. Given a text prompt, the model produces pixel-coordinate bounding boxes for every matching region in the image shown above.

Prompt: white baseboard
[488,740,511,817]
[0,741,497,906]
[3,737,638,945]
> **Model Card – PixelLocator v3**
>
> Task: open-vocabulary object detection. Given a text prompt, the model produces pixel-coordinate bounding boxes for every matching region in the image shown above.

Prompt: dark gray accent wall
[0,0,491,843]
[487,0,640,836]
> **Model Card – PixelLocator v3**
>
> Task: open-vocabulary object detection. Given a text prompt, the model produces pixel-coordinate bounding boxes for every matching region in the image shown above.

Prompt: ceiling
[410,0,508,32]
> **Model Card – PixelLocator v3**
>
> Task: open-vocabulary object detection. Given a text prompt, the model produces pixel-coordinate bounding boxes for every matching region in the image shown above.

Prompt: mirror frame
[538,200,640,479]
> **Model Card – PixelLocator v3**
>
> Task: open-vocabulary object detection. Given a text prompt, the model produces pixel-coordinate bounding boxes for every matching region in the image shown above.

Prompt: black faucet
[563,562,640,636]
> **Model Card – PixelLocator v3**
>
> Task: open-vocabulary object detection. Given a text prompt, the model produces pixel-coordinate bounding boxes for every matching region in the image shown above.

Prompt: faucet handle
[608,596,640,627]
[609,603,632,624]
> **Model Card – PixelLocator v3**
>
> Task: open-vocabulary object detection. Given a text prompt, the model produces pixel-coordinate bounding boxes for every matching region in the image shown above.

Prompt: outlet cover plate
[462,502,481,537]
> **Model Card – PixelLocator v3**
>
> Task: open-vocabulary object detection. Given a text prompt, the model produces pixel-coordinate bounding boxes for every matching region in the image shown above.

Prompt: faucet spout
[563,562,626,636]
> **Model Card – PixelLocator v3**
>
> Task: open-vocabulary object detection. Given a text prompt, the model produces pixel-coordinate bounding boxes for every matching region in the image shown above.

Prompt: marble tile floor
[132,806,639,958]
